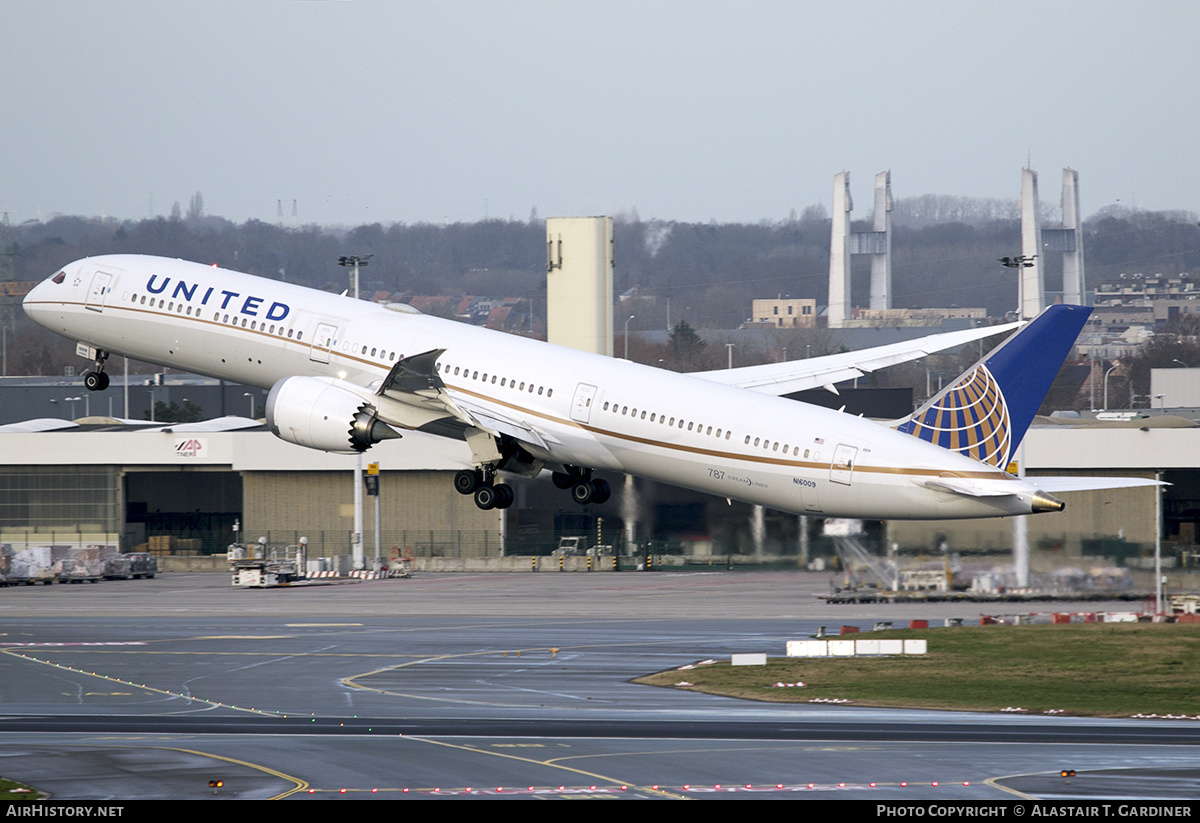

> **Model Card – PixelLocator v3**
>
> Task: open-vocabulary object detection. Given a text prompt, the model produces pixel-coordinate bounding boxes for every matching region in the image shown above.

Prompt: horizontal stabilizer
[922,477,1018,498]
[1027,476,1166,493]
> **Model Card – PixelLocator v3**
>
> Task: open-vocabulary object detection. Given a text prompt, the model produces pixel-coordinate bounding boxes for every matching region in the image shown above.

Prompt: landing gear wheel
[474,485,498,510]
[590,478,611,505]
[493,483,514,509]
[84,371,109,392]
[571,481,594,505]
[454,469,481,495]
[552,471,575,489]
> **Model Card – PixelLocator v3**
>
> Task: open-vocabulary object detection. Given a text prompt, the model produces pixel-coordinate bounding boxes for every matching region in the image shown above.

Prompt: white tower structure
[1055,168,1085,306]
[1019,168,1045,320]
[827,171,893,328]
[868,170,894,311]
[1018,168,1086,316]
[546,217,614,356]
[827,173,853,328]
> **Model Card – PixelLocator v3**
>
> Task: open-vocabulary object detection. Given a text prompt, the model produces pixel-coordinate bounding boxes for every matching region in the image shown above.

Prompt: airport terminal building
[0,392,1197,583]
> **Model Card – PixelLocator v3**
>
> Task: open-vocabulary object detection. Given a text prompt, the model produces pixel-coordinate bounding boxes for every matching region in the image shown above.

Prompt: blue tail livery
[895,304,1092,469]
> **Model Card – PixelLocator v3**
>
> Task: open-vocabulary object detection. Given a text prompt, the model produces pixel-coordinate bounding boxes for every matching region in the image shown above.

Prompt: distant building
[1094,273,1200,323]
[750,298,816,328]
[849,307,986,324]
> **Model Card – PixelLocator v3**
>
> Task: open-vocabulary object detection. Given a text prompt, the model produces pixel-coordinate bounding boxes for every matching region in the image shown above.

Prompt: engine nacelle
[266,376,401,454]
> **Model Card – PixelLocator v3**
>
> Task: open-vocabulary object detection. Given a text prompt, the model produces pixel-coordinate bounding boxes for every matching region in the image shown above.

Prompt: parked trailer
[229,541,303,588]
[102,553,158,580]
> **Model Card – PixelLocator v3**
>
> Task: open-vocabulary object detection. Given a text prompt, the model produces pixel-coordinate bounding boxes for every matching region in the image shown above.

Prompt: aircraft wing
[451,396,558,450]
[692,321,1022,396]
[373,349,553,448]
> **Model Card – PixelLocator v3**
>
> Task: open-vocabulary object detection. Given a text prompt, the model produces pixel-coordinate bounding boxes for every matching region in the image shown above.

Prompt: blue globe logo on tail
[894,304,1092,469]
[895,365,1012,468]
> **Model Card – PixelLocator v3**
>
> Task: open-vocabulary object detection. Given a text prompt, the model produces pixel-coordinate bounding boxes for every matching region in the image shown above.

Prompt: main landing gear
[552,466,610,505]
[83,350,110,392]
[454,468,514,511]
[453,465,611,510]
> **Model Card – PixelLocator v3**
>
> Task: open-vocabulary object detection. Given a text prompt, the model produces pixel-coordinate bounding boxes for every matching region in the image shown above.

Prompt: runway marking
[983,771,1040,799]
[340,637,798,707]
[33,742,308,799]
[0,648,287,718]
[397,735,688,799]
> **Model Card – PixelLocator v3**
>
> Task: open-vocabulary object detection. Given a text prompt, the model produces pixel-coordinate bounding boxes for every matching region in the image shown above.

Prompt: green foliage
[0,777,43,800]
[144,399,204,423]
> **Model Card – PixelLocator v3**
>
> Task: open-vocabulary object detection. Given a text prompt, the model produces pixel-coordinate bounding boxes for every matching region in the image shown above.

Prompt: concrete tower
[868,170,893,311]
[546,217,614,356]
[1059,168,1085,306]
[827,171,892,328]
[827,172,853,328]
[1019,168,1045,320]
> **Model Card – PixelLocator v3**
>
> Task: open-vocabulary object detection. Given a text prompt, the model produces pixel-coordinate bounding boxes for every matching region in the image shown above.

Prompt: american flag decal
[895,365,1012,468]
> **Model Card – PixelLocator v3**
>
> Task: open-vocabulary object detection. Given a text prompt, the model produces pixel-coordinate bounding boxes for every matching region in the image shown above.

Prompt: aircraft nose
[23,267,69,324]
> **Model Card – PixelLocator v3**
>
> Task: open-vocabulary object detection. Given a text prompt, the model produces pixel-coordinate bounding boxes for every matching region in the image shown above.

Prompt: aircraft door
[570,383,597,424]
[85,271,113,312]
[829,444,858,486]
[310,322,338,364]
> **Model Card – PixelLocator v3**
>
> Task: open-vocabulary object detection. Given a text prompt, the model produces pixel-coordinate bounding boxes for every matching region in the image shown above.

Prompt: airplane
[22,254,1156,521]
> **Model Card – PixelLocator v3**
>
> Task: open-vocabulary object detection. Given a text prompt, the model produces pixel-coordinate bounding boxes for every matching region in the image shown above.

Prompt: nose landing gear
[82,350,110,391]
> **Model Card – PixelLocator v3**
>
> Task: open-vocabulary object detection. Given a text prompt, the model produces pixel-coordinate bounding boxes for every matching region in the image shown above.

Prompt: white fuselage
[24,255,1043,520]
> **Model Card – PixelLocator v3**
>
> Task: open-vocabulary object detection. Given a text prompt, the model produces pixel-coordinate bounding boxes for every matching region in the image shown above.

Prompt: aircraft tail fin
[894,304,1092,469]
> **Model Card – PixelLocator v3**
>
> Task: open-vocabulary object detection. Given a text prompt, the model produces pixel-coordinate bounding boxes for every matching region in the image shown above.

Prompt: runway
[0,571,1195,800]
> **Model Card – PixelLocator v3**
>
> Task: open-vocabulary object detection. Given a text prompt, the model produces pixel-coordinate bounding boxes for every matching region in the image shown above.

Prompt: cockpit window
[50,271,66,284]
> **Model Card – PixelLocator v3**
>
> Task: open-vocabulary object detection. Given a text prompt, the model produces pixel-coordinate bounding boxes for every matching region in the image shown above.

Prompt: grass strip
[634,624,1200,717]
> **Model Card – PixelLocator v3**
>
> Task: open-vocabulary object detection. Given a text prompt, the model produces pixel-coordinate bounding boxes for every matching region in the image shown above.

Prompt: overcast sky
[4,0,1197,227]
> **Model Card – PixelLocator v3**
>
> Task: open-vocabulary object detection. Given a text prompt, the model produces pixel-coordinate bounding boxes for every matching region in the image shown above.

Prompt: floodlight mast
[337,253,374,570]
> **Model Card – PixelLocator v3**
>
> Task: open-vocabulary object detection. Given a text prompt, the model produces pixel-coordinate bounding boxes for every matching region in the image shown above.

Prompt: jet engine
[266,376,401,454]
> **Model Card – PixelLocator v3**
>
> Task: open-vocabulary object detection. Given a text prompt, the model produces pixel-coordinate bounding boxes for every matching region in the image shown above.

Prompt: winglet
[895,305,1091,468]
